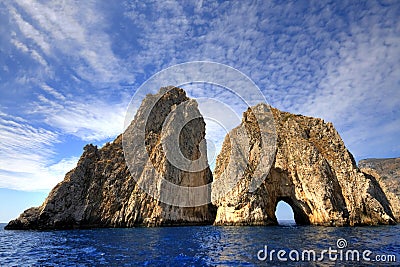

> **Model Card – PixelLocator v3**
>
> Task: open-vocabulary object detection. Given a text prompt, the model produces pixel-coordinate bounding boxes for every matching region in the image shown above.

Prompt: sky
[0,0,399,223]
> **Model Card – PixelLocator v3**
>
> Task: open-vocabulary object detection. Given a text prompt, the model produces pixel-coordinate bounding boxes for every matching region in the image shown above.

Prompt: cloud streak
[0,112,79,190]
[8,0,132,85]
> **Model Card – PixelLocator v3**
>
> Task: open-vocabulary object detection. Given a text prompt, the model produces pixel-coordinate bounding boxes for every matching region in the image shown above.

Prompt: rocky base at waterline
[5,87,399,230]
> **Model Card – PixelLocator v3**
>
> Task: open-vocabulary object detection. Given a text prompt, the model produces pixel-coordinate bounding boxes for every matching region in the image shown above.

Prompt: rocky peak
[6,87,216,230]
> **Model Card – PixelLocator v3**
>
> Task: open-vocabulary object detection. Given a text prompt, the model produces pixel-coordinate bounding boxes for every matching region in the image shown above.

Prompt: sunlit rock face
[213,104,397,226]
[6,87,216,230]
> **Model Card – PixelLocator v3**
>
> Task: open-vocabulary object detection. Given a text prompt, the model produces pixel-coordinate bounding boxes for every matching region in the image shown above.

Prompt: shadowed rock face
[5,87,216,230]
[359,158,400,222]
[359,158,400,197]
[213,104,397,226]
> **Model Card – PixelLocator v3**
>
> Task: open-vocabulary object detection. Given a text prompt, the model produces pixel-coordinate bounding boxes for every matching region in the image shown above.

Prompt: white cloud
[0,82,126,190]
[121,1,326,109]
[0,112,79,190]
[32,87,128,141]
[8,4,51,54]
[296,7,400,160]
[11,38,48,67]
[41,84,66,101]
[8,0,132,84]
[45,101,126,141]
[0,156,79,191]
[47,156,80,180]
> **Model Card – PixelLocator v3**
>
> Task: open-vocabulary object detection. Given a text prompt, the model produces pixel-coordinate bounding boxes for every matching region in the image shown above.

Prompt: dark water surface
[0,222,399,266]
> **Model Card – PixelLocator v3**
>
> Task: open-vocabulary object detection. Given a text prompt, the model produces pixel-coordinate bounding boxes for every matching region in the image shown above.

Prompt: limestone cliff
[359,158,400,197]
[6,87,216,230]
[213,104,397,226]
[358,158,400,222]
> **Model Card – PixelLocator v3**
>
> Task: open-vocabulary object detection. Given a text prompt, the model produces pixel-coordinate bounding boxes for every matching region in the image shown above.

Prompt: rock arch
[213,104,397,226]
[275,197,309,225]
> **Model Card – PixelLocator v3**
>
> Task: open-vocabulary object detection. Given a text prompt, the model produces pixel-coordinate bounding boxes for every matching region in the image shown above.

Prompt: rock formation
[6,88,398,229]
[359,158,400,197]
[6,87,216,230]
[358,158,400,222]
[213,104,397,226]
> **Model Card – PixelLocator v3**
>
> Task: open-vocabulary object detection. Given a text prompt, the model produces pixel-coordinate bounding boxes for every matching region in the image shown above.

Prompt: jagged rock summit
[6,87,398,230]
[6,87,216,230]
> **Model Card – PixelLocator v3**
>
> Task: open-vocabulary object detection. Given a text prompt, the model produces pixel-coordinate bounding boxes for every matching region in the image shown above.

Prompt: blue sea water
[0,222,399,266]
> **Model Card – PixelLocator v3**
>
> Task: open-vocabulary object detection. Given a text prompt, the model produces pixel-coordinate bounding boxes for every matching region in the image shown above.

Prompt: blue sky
[0,0,399,222]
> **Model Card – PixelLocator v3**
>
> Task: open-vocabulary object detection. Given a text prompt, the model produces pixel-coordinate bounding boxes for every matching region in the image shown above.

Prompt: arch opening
[275,197,310,225]
[275,200,295,225]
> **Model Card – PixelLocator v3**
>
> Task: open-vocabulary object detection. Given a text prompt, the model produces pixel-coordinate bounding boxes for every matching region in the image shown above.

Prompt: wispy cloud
[31,84,128,141]
[41,84,66,101]
[0,112,79,190]
[123,1,270,76]
[0,80,126,190]
[295,3,400,160]
[10,37,48,67]
[8,0,132,84]
[8,4,51,54]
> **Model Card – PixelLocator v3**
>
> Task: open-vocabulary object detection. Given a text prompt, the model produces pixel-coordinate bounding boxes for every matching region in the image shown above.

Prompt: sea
[0,222,399,266]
